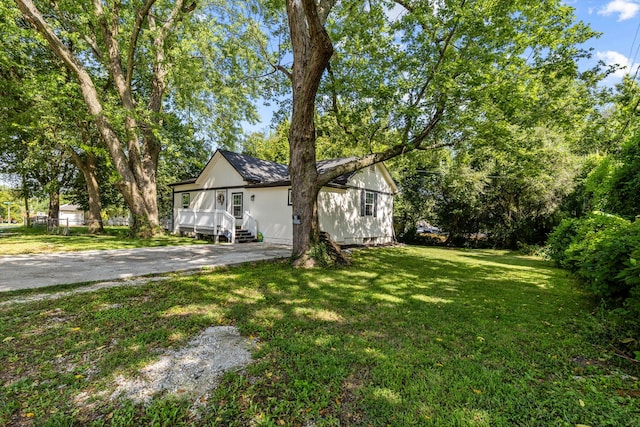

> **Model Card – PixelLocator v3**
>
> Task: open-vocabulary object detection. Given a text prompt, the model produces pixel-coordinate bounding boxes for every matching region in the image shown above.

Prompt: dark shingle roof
[219,150,289,183]
[221,150,354,187]
[169,149,359,187]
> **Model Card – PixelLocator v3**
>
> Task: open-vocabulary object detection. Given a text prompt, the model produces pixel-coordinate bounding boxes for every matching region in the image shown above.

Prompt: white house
[59,204,85,226]
[169,149,398,246]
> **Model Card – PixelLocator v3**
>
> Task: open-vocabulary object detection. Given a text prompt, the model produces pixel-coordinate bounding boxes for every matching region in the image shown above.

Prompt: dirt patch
[110,326,256,404]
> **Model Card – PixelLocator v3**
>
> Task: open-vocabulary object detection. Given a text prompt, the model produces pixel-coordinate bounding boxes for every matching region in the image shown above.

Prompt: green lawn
[0,226,205,255]
[1,246,638,426]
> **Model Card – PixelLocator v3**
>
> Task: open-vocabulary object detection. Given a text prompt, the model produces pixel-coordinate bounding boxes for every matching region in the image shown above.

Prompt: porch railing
[177,209,235,242]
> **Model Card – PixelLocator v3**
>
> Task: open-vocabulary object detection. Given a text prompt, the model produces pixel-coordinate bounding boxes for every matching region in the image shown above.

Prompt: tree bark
[69,149,104,233]
[48,191,60,221]
[286,0,335,266]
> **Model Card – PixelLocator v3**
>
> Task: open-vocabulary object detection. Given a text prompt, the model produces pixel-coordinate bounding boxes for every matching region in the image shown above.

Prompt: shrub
[547,212,640,314]
[546,217,580,266]
[556,213,629,273]
[575,219,639,300]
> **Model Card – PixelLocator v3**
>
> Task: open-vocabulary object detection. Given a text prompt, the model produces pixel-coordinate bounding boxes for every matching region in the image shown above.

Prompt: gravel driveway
[0,243,291,292]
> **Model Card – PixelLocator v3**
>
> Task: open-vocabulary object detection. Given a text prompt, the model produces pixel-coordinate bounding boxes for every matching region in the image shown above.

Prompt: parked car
[416,225,440,234]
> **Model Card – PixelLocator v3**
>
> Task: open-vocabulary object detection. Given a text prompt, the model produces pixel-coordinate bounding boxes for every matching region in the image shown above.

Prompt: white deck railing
[242,211,258,239]
[177,209,236,242]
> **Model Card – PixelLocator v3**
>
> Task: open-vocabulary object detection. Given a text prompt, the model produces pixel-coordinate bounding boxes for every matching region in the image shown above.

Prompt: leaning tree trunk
[14,0,182,238]
[286,0,335,266]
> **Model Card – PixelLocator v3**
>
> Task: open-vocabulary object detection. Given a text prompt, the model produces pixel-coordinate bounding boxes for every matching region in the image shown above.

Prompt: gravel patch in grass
[110,326,256,404]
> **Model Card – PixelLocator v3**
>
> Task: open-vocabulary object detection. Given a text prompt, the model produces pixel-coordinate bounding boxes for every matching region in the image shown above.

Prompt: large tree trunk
[286,0,335,266]
[69,149,104,234]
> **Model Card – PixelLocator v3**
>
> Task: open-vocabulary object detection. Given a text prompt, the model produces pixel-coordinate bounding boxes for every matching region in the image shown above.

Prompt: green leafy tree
[605,134,640,220]
[268,0,600,264]
[13,0,263,236]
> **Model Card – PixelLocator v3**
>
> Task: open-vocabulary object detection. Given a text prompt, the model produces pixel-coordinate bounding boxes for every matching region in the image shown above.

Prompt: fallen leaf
[579,399,585,407]
[23,413,35,418]
[473,389,483,394]
[620,337,636,344]
[2,336,15,343]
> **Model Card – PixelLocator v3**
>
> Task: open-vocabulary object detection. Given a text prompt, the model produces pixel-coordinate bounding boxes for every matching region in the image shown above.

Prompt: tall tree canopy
[270,0,600,264]
[12,0,263,235]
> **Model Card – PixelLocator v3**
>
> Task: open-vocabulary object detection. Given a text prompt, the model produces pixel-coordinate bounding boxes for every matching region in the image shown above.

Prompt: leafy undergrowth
[0,246,638,426]
[0,226,205,255]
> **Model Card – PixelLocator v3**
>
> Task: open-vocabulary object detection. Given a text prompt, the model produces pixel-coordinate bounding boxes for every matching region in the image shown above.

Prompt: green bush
[559,213,629,273]
[576,219,639,300]
[547,212,640,313]
[546,217,580,267]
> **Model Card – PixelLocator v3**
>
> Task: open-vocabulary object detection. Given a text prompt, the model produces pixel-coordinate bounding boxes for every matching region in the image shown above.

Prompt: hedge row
[547,212,640,317]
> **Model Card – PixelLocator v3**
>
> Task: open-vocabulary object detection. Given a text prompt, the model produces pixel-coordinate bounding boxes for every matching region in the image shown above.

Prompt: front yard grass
[0,226,204,255]
[1,246,638,426]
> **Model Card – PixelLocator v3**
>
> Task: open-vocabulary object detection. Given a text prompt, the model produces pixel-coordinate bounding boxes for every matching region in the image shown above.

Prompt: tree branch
[317,104,446,187]
[92,0,134,110]
[126,0,156,87]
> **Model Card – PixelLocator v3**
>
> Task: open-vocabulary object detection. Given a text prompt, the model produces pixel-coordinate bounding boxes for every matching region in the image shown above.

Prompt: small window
[182,193,190,209]
[360,190,378,217]
[365,191,375,216]
[232,193,243,218]
[288,189,293,206]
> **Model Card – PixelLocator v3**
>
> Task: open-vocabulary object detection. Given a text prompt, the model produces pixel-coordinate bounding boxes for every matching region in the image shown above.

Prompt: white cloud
[598,0,640,21]
[597,50,637,78]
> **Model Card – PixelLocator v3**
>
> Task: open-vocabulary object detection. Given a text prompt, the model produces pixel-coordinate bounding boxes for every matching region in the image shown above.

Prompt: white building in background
[58,204,85,226]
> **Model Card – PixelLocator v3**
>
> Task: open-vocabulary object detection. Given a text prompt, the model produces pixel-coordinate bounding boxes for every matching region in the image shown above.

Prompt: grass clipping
[111,326,256,404]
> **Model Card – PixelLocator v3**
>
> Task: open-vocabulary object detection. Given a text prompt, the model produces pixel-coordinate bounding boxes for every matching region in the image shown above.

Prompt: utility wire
[627,18,640,71]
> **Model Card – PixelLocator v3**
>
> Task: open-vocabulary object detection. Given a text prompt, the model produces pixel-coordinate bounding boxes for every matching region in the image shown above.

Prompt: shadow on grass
[0,246,636,426]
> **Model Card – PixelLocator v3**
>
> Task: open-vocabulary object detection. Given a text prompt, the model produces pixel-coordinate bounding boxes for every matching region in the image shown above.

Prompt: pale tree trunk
[286,0,336,266]
[69,149,104,234]
[14,0,186,237]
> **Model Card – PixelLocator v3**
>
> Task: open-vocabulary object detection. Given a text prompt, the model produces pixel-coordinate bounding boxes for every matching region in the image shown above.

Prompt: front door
[216,190,226,211]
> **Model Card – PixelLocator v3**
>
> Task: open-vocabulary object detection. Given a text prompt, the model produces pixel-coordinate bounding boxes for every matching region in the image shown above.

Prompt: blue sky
[570,0,640,83]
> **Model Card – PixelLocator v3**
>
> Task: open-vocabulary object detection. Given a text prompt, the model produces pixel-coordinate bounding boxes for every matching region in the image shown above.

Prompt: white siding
[196,153,246,188]
[59,210,85,226]
[318,164,395,245]
[318,188,394,245]
[171,152,246,232]
[246,187,293,244]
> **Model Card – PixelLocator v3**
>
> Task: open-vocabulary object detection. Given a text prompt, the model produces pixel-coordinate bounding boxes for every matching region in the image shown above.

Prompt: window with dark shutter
[361,190,376,217]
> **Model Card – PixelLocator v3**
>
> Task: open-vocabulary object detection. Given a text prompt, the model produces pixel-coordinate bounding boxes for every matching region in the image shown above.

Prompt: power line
[627,18,640,70]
